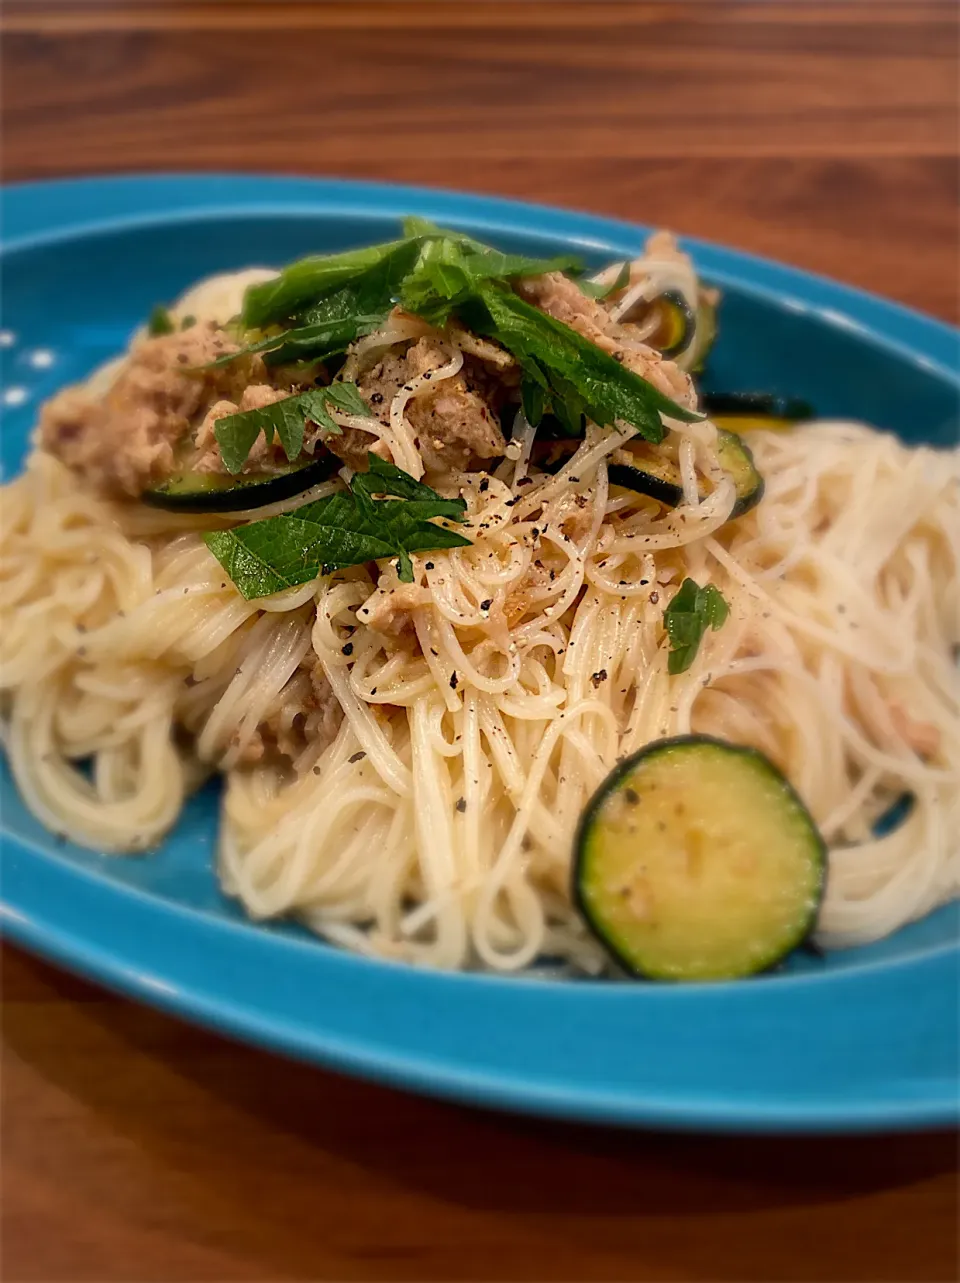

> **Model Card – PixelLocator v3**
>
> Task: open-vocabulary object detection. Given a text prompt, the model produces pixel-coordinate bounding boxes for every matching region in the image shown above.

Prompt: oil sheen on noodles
[1,271,958,974]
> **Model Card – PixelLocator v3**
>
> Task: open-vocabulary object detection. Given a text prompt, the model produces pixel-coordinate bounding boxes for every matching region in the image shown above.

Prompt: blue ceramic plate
[2,176,958,1133]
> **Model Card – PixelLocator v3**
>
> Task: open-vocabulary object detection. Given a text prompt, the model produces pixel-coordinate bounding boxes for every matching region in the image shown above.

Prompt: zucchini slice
[607,450,684,509]
[143,451,338,513]
[619,291,704,366]
[702,392,814,434]
[608,428,764,519]
[715,429,765,517]
[647,292,697,361]
[685,291,718,374]
[573,736,826,981]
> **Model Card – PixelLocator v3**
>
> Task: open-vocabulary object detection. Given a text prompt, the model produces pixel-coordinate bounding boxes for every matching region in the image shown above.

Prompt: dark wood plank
[4,6,956,162]
[2,7,956,319]
[2,6,958,1282]
[3,944,958,1283]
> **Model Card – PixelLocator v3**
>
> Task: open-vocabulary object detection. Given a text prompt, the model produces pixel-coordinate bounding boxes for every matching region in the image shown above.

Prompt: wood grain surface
[1,4,958,1281]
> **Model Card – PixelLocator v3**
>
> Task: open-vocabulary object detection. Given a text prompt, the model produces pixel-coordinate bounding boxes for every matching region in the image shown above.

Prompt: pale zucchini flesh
[574,736,826,981]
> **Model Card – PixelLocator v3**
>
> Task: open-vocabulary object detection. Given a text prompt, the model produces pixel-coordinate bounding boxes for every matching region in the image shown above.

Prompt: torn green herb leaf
[399,234,582,327]
[214,383,369,475]
[460,285,700,442]
[147,305,175,337]
[241,240,406,329]
[663,577,730,675]
[579,261,631,301]
[226,221,699,443]
[213,240,427,370]
[520,378,546,428]
[204,454,471,599]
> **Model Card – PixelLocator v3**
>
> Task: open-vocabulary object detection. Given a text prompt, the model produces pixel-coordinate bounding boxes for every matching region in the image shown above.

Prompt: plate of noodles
[1,175,957,1132]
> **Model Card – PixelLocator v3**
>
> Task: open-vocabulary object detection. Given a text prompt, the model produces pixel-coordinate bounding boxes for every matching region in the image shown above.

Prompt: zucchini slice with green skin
[608,428,764,519]
[702,392,814,433]
[712,414,796,434]
[607,451,684,509]
[702,392,814,421]
[647,292,697,360]
[685,291,718,374]
[574,736,827,982]
[143,451,339,513]
[715,429,765,517]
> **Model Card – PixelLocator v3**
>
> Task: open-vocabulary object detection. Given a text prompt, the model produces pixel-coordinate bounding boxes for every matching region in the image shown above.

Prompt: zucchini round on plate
[608,428,764,519]
[573,736,826,981]
[143,451,338,513]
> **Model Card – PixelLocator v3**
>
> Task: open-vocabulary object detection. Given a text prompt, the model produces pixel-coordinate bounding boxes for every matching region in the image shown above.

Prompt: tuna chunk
[356,579,427,635]
[338,336,506,477]
[446,323,517,374]
[235,661,343,766]
[516,272,614,348]
[38,323,265,497]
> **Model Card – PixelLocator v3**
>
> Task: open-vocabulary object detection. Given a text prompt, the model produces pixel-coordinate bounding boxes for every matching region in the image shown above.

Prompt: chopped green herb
[180,314,197,330]
[399,234,582,326]
[274,239,425,363]
[520,378,546,428]
[214,382,370,474]
[222,222,699,445]
[401,215,444,238]
[351,452,454,504]
[147,305,175,336]
[241,239,406,329]
[579,261,631,301]
[212,239,427,370]
[203,454,471,599]
[663,577,730,674]
[206,315,377,371]
[461,285,700,442]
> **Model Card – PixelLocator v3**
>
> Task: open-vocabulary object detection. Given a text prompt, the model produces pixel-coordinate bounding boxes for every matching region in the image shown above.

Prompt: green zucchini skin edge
[608,429,764,520]
[142,453,338,513]
[653,292,697,360]
[701,391,814,421]
[607,463,682,509]
[571,734,828,982]
[716,429,765,518]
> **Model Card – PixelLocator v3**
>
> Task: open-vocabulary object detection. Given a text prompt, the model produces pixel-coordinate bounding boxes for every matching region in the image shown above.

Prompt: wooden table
[2,4,958,1280]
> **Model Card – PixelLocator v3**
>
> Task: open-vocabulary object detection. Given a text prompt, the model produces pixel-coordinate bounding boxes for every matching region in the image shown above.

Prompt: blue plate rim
[1,173,957,1134]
